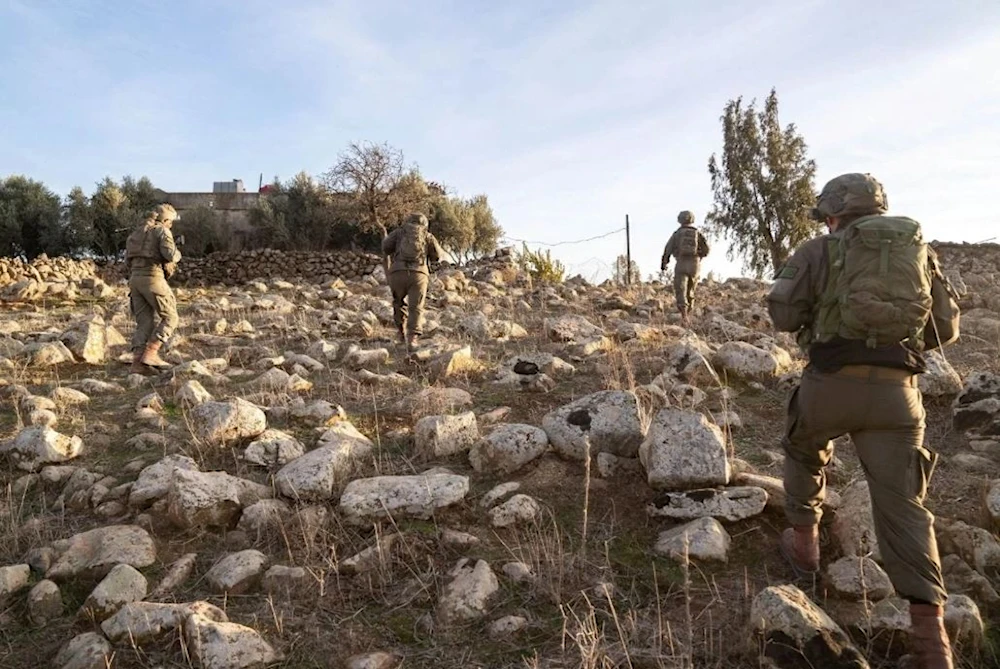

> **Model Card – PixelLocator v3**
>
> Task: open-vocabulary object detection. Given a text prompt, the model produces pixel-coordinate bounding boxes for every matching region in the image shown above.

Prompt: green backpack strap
[812,236,844,343]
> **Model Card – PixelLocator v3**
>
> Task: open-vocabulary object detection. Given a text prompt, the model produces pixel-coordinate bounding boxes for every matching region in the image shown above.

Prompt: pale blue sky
[3,0,999,279]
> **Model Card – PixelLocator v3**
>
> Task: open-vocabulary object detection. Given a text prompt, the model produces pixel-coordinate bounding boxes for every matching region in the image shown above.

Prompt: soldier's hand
[175,234,186,247]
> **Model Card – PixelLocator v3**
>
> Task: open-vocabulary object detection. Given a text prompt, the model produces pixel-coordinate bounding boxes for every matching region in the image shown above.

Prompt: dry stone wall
[171,249,383,286]
[931,241,1000,310]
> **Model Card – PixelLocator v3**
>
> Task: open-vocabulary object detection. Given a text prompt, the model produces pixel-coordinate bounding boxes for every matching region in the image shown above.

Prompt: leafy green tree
[89,177,128,258]
[60,186,95,255]
[468,194,503,260]
[429,195,473,261]
[172,206,222,257]
[705,88,820,278]
[0,176,62,258]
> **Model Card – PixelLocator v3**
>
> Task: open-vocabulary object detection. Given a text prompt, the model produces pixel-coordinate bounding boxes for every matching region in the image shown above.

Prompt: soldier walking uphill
[660,210,710,323]
[767,173,961,669]
[381,213,444,351]
[125,204,182,375]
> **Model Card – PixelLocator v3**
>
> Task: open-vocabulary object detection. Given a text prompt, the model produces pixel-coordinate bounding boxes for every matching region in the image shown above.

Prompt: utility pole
[625,214,632,286]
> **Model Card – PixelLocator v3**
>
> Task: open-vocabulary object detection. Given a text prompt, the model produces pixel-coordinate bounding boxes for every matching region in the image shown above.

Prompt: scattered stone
[542,390,644,460]
[390,387,473,419]
[1,425,83,471]
[415,411,480,458]
[79,563,148,622]
[205,550,269,595]
[190,398,267,447]
[176,379,213,407]
[749,584,869,669]
[489,615,529,639]
[469,424,549,475]
[437,559,499,624]
[489,494,541,527]
[596,452,643,478]
[654,517,731,563]
[832,480,880,561]
[150,553,198,598]
[275,421,374,501]
[919,351,963,397]
[345,651,403,669]
[647,487,768,522]
[0,564,31,600]
[243,429,305,467]
[53,632,113,669]
[639,408,730,490]
[184,612,281,669]
[261,565,308,596]
[501,561,535,583]
[166,469,245,529]
[128,454,200,508]
[47,525,157,581]
[339,473,469,524]
[825,557,894,602]
[28,579,63,625]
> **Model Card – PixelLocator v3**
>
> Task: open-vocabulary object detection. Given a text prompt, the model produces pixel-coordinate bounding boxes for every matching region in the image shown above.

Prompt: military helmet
[677,210,695,225]
[150,203,179,225]
[811,173,887,221]
[405,212,428,226]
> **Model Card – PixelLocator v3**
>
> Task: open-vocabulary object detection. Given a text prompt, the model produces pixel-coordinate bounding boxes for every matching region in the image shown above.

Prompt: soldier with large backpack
[768,173,961,669]
[660,210,710,324]
[381,212,445,350]
[125,204,182,374]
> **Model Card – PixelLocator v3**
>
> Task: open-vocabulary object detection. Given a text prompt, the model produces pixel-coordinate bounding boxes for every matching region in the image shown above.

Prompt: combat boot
[129,348,147,375]
[139,341,172,370]
[907,604,954,669]
[406,335,419,352]
[779,525,820,578]
[397,328,407,345]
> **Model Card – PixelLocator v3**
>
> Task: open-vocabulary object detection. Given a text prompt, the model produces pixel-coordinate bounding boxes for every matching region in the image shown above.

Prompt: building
[153,180,261,251]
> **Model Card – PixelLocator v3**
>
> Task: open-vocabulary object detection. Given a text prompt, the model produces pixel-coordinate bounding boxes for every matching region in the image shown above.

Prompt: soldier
[381,212,444,350]
[125,204,182,374]
[660,210,710,323]
[767,173,960,669]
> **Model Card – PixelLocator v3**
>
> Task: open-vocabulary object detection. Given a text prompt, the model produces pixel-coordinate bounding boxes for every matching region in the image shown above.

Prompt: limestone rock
[414,411,480,459]
[243,429,305,468]
[0,564,31,600]
[469,424,549,475]
[654,517,731,563]
[647,487,768,522]
[47,525,156,581]
[184,613,281,669]
[541,390,644,460]
[1,425,83,471]
[28,579,63,625]
[275,421,374,501]
[825,557,894,601]
[488,494,541,528]
[339,472,469,524]
[205,550,269,595]
[639,408,730,490]
[53,632,113,669]
[190,398,267,447]
[749,585,869,669]
[166,469,244,529]
[919,351,963,397]
[79,563,148,622]
[437,559,499,624]
[128,454,200,508]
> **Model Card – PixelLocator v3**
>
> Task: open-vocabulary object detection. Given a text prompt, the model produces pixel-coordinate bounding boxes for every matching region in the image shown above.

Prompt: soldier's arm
[697,231,710,258]
[157,228,181,264]
[661,233,676,269]
[922,249,960,350]
[426,233,444,264]
[766,241,822,333]
[381,229,398,256]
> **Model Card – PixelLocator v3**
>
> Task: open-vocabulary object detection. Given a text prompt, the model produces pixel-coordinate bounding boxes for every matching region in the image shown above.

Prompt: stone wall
[173,249,384,286]
[0,255,114,302]
[931,241,1000,310]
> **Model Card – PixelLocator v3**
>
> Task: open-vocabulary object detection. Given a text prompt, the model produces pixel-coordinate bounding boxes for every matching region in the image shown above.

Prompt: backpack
[677,227,700,257]
[397,221,427,265]
[125,224,155,259]
[814,215,933,349]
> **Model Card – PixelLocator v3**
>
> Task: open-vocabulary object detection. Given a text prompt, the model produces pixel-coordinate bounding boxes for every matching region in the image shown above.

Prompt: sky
[2,0,999,281]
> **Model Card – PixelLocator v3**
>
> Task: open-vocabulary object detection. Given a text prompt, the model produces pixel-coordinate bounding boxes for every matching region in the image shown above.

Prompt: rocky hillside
[0,250,998,669]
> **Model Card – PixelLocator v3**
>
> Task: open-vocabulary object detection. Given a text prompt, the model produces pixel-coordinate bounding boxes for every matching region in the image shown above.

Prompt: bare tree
[322,141,427,237]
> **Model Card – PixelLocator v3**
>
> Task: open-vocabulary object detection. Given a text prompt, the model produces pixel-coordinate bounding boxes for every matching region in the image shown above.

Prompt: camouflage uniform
[381,213,445,347]
[125,204,181,372]
[660,210,710,318]
[768,173,960,669]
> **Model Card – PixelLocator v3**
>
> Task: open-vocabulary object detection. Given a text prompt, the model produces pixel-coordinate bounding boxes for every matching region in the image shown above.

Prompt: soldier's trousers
[389,270,429,337]
[783,365,946,605]
[129,273,178,349]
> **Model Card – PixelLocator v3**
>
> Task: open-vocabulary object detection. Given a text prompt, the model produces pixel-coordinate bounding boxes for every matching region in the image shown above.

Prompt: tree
[613,254,641,286]
[172,206,222,257]
[468,194,503,260]
[60,186,95,255]
[322,141,428,236]
[89,177,128,258]
[428,195,473,262]
[705,88,820,278]
[0,176,62,258]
